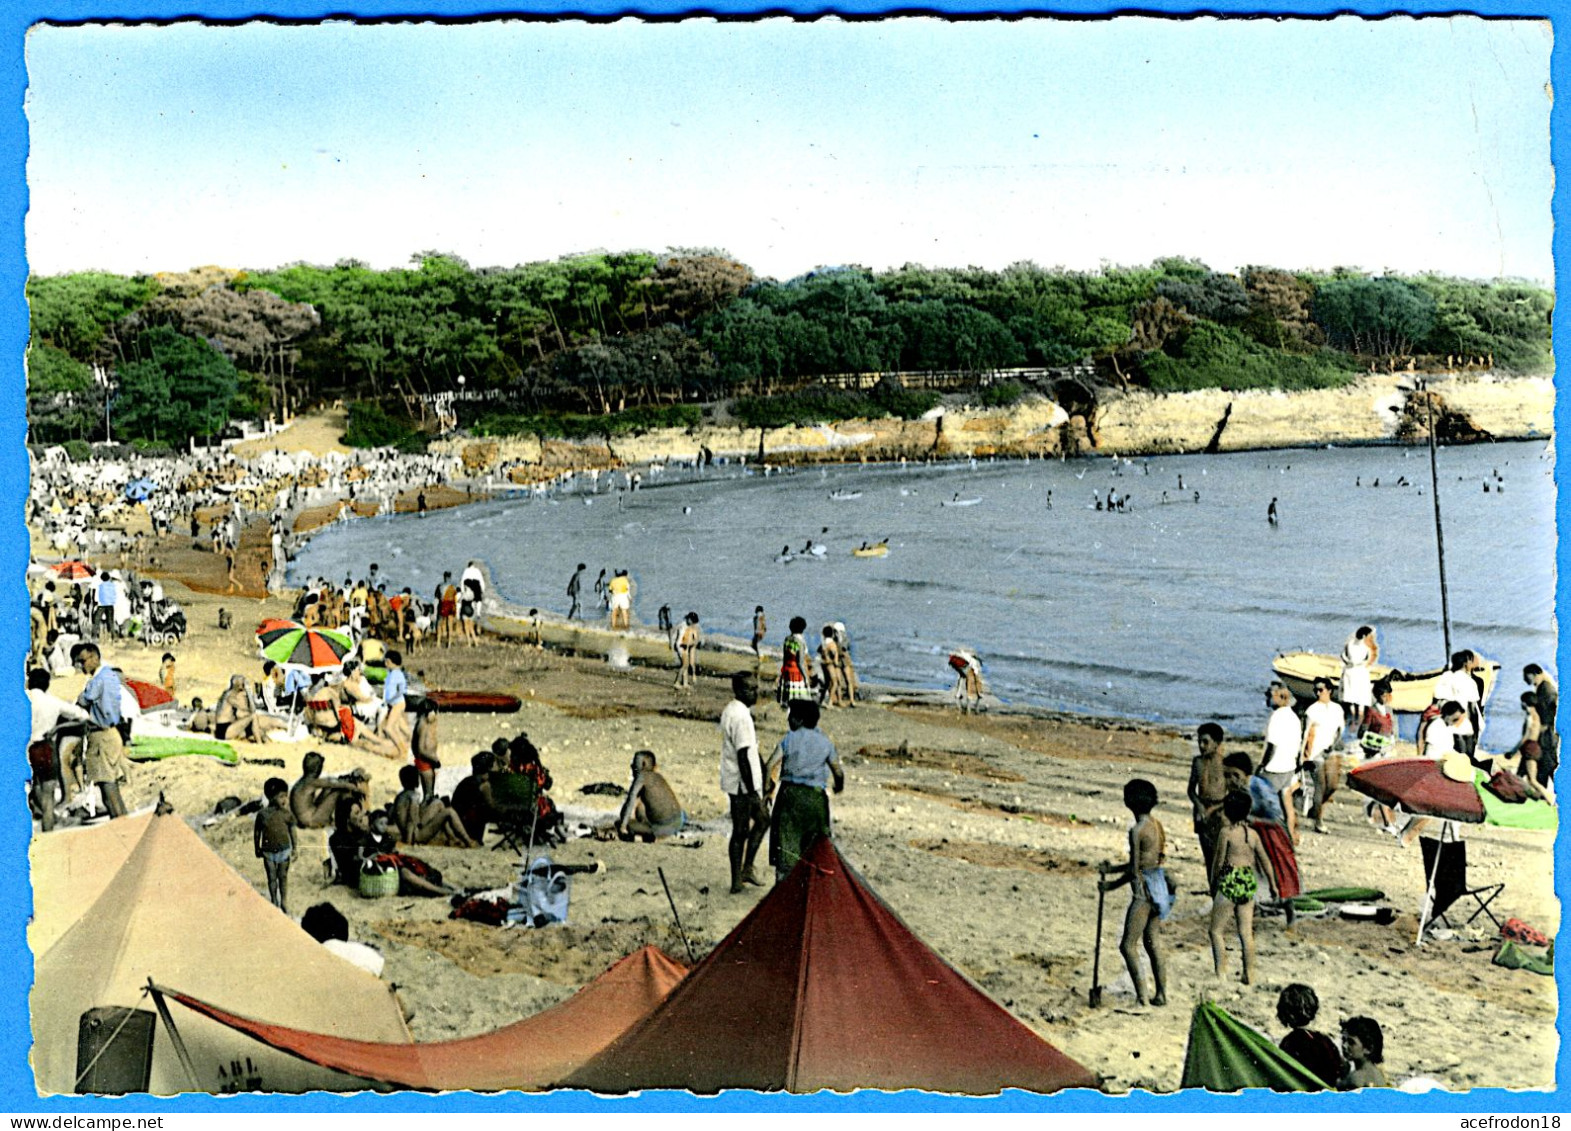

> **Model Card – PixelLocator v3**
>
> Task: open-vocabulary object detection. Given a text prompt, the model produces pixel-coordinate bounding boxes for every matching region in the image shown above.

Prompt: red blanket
[1252,820,1300,899]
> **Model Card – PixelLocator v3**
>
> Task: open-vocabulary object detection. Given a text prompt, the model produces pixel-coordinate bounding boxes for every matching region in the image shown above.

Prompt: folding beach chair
[487,771,541,853]
[1418,834,1505,943]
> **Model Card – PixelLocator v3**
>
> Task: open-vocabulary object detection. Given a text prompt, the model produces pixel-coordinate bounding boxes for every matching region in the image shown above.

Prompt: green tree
[27,271,158,363]
[112,326,240,443]
[26,340,100,441]
[1312,276,1436,356]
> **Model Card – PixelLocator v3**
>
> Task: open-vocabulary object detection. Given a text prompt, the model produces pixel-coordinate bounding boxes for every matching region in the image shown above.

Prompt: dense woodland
[25,251,1553,450]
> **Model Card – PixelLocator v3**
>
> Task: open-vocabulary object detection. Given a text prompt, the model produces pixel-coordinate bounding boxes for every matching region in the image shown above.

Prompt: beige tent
[29,813,153,955]
[32,814,410,1095]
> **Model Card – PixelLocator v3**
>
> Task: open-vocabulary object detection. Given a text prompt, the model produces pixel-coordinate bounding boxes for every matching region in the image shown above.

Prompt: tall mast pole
[1422,380,1453,659]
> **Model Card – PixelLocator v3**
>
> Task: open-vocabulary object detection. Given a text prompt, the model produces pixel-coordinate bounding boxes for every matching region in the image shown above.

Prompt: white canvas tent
[32,814,409,1095]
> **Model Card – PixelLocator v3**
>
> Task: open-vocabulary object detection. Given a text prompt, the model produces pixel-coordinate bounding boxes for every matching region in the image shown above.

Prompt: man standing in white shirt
[1420,701,1467,760]
[1260,682,1304,845]
[1432,651,1483,762]
[1300,678,1346,835]
[719,671,767,894]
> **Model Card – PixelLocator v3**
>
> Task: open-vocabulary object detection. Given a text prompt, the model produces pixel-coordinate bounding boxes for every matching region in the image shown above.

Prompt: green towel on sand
[1473,771,1558,831]
[129,736,238,765]
[1493,939,1554,976]
[1301,887,1385,903]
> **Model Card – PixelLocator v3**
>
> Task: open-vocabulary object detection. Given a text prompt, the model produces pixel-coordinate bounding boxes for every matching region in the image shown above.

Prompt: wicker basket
[358,865,399,899]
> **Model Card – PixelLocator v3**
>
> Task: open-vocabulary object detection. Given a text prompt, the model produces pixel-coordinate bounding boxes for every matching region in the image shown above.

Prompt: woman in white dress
[1338,625,1378,740]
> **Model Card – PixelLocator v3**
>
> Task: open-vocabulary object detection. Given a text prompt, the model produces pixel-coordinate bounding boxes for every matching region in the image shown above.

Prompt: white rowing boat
[1272,651,1499,714]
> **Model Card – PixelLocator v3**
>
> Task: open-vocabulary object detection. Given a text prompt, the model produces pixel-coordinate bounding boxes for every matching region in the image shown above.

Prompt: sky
[22,15,1555,283]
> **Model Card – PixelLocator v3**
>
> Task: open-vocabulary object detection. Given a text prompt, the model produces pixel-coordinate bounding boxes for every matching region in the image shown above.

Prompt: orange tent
[158,945,687,1092]
[565,837,1097,1095]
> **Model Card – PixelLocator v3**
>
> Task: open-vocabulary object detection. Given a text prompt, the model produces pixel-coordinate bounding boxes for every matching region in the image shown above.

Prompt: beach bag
[358,860,399,899]
[1500,917,1551,947]
[1484,769,1529,804]
[510,856,570,928]
[948,653,970,674]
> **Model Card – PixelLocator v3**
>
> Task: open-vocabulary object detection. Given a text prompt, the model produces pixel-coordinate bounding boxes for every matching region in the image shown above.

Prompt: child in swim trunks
[254,777,297,912]
[1098,778,1171,1006]
[1209,789,1278,985]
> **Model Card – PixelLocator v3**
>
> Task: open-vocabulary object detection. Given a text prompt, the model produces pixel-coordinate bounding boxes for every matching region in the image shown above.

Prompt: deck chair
[1418,835,1504,943]
[487,771,541,853]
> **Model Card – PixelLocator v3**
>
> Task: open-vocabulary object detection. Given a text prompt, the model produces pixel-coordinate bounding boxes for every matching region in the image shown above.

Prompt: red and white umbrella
[124,678,175,712]
[49,560,96,583]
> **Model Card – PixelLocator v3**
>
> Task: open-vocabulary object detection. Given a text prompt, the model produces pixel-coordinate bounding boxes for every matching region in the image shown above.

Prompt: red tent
[565,837,1097,1095]
[160,945,686,1092]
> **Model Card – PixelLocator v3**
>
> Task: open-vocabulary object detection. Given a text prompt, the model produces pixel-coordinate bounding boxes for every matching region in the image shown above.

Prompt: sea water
[292,439,1556,748]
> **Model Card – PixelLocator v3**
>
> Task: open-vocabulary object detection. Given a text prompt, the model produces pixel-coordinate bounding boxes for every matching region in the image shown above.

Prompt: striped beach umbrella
[258,625,355,672]
[49,560,96,582]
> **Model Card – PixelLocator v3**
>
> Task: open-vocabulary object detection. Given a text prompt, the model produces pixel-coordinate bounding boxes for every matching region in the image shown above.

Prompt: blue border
[3,0,1563,1114]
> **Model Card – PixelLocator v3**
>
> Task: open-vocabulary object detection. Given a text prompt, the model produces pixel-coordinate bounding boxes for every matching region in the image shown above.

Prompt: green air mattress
[129,736,239,765]
[1300,887,1385,903]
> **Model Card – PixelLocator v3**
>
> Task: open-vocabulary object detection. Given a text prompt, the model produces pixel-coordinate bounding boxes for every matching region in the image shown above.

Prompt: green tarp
[1180,1000,1329,1092]
[128,736,239,764]
[1474,771,1558,831]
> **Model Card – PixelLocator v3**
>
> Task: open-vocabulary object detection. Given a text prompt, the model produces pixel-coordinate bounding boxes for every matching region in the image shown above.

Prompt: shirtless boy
[1098,778,1171,1007]
[1187,722,1228,870]
[392,764,478,847]
[617,750,686,841]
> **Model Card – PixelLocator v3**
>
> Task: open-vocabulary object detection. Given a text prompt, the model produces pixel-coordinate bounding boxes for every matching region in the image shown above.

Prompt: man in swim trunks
[617,750,686,841]
[750,606,766,659]
[289,751,368,829]
[1098,778,1170,1007]
[566,563,586,620]
[214,674,282,743]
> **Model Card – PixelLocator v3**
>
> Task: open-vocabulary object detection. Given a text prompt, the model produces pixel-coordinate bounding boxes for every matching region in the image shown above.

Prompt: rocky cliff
[436,372,1553,480]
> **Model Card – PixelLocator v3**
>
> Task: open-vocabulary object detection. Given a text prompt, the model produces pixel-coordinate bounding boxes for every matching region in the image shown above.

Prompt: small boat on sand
[852,541,889,558]
[418,690,523,714]
[942,497,981,507]
[829,489,863,501]
[1272,651,1499,714]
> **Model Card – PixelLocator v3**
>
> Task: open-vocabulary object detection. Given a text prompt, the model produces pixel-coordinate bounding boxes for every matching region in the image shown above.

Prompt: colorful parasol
[1347,756,1483,822]
[258,625,355,672]
[49,560,96,582]
[255,618,302,638]
[1349,755,1557,830]
[1350,755,1555,945]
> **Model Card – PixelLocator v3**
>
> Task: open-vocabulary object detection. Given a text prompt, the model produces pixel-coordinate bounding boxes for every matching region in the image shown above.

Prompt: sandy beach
[29,477,1559,1093]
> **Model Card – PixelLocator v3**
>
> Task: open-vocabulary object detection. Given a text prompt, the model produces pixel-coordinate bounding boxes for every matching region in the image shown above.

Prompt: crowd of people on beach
[21,428,1559,1096]
[1086,618,1557,1089]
